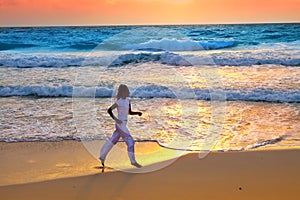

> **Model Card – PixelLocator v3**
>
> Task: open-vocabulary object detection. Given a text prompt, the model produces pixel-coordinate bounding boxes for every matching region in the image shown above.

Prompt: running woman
[100,84,143,168]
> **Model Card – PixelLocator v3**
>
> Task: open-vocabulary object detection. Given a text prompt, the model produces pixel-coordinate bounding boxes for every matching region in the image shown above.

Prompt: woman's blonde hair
[116,84,130,99]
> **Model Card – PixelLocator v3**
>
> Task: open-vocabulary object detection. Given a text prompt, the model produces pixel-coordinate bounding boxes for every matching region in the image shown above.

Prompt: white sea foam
[1,96,299,153]
[123,38,236,51]
[1,49,299,68]
[0,85,299,102]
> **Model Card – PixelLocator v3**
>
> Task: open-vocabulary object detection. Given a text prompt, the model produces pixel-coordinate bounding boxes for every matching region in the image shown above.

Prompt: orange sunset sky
[0,0,299,26]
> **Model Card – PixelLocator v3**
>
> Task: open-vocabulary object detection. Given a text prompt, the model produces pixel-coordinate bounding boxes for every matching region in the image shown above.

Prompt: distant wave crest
[0,42,37,51]
[123,39,236,51]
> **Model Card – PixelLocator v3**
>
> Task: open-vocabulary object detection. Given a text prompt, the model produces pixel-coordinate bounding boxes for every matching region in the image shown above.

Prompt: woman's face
[118,84,130,99]
[121,89,130,98]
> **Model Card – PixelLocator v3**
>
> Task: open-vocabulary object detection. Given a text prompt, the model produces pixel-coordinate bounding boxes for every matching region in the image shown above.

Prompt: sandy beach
[1,1,300,199]
[1,141,299,200]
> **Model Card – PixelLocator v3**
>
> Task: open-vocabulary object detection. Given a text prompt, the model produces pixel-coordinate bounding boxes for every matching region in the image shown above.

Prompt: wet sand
[0,141,299,200]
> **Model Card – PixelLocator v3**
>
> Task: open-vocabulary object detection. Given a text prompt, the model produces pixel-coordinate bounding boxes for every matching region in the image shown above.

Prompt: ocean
[0,23,299,152]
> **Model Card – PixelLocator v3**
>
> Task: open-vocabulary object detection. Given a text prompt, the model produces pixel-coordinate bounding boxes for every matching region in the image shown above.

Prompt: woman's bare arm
[107,103,122,124]
[129,103,142,116]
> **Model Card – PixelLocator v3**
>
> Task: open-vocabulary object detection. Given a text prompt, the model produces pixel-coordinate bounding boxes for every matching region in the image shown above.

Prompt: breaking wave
[123,39,236,51]
[0,85,299,103]
[0,51,299,68]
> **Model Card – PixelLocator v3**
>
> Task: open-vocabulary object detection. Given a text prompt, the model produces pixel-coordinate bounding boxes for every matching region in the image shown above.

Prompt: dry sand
[0,141,299,200]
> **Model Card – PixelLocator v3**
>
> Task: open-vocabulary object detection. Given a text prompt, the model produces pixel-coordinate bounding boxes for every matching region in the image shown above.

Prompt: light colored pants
[100,121,136,164]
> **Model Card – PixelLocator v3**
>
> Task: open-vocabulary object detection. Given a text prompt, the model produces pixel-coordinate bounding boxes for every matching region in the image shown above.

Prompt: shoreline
[0,140,299,199]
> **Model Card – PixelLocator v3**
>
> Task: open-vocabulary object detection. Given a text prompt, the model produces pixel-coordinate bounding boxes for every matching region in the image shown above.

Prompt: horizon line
[1,21,299,28]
